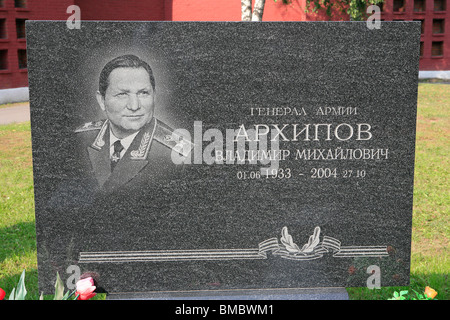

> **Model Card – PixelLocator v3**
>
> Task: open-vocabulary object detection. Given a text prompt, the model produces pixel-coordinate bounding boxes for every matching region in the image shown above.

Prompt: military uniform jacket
[75,117,192,194]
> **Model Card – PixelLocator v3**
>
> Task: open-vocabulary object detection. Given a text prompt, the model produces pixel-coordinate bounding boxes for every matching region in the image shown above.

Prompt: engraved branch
[280,226,321,254]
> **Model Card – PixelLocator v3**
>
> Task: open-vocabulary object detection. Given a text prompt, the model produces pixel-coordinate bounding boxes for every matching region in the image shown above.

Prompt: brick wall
[0,0,74,89]
[74,0,166,21]
[1,0,448,89]
[381,0,450,71]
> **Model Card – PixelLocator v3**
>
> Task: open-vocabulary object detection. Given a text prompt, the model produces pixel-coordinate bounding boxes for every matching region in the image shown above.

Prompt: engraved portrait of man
[75,54,192,193]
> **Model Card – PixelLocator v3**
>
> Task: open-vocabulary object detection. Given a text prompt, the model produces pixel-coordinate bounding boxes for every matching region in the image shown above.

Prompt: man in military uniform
[75,54,192,193]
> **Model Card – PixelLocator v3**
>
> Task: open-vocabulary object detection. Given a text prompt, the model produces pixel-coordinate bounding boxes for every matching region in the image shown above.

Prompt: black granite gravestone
[27,21,420,299]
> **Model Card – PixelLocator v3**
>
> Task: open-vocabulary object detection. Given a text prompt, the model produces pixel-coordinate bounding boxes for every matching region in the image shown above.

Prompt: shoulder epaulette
[74,120,106,133]
[153,119,194,158]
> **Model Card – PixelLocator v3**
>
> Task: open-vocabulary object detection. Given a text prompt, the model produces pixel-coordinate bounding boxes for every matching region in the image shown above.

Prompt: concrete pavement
[0,103,30,125]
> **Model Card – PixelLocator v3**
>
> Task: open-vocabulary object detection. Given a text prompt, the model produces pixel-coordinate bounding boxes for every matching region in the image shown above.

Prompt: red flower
[0,288,5,300]
[75,277,96,300]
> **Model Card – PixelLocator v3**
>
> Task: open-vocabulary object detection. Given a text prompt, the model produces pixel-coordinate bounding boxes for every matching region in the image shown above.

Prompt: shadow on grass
[0,221,39,299]
[0,221,37,262]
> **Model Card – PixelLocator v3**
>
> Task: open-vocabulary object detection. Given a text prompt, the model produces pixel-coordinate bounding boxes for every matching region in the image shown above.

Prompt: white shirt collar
[109,129,139,157]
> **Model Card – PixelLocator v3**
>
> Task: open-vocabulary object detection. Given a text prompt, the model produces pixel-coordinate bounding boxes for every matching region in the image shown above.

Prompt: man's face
[97,67,155,139]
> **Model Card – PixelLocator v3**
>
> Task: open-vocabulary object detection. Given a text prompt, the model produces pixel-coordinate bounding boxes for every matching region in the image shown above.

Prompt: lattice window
[18,49,27,69]
[414,0,425,12]
[431,41,444,56]
[394,0,406,12]
[14,0,27,9]
[0,50,8,70]
[16,19,27,39]
[0,19,6,39]
[434,0,446,11]
[433,19,445,34]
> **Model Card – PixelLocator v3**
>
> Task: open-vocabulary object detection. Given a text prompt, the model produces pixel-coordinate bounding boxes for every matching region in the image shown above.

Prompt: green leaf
[8,288,15,300]
[62,290,72,300]
[400,290,409,296]
[66,290,76,300]
[411,289,426,300]
[54,272,65,300]
[393,291,399,298]
[14,270,27,300]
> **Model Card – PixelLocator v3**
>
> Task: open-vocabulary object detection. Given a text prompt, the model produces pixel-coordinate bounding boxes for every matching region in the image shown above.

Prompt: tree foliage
[275,0,385,21]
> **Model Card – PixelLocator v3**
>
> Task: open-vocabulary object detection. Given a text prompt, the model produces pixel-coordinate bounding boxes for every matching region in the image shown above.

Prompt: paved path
[0,103,30,125]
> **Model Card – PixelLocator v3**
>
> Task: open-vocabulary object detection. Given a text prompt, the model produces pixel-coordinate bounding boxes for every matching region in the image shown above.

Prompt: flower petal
[76,277,94,292]
[424,286,437,299]
[77,291,96,300]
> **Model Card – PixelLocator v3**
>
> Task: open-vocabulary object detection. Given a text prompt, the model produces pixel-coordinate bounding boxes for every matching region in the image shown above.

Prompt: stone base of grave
[105,287,349,300]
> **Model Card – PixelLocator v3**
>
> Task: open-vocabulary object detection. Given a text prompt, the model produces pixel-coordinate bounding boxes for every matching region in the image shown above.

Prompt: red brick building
[1,0,73,90]
[380,0,449,72]
[0,0,449,90]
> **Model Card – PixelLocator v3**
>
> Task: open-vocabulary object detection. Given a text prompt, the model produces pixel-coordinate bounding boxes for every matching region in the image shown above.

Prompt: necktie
[111,140,124,171]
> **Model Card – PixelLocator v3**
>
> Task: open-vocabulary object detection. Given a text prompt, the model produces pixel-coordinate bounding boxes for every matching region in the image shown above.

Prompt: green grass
[0,102,29,110]
[0,84,448,300]
[0,122,38,298]
[347,83,449,300]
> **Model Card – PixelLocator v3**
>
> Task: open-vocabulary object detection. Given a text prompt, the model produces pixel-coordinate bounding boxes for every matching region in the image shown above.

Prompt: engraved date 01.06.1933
[236,168,367,180]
